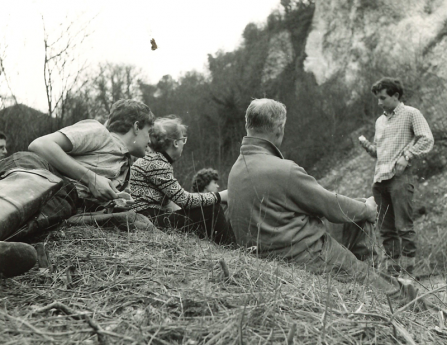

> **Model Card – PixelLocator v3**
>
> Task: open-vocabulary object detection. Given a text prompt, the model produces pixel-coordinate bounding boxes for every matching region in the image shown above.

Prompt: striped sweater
[130,151,220,212]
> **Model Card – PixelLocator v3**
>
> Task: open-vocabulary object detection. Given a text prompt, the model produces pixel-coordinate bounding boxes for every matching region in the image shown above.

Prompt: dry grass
[1,223,447,345]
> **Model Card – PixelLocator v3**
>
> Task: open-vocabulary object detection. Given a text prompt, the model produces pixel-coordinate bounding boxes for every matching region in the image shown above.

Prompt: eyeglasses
[174,137,187,144]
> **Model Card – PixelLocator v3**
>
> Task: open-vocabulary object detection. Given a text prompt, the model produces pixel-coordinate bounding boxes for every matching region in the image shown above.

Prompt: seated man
[228,98,413,300]
[0,99,154,277]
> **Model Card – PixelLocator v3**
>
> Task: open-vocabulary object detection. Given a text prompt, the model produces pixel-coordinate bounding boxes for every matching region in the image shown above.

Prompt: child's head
[191,168,220,193]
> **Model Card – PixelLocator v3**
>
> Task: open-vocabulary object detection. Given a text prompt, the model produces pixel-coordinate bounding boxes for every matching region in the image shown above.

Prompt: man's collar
[110,132,129,154]
[241,136,284,159]
[384,102,404,117]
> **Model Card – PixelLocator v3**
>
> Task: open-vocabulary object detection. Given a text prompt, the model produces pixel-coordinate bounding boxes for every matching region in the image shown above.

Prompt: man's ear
[133,122,140,134]
[172,139,179,148]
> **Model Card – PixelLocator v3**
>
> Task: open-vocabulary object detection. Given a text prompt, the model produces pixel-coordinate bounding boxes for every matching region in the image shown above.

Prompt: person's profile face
[170,131,187,161]
[131,124,152,158]
[376,89,399,113]
[0,139,7,159]
[203,180,219,193]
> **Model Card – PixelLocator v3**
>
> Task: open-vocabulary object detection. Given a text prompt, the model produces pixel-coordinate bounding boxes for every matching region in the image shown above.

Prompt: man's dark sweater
[228,137,372,260]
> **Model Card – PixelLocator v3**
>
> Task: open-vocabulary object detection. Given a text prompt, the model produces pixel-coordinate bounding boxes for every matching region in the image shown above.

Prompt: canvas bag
[0,169,64,240]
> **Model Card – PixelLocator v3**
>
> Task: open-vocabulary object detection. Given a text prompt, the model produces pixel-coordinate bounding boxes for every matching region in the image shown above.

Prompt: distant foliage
[5,1,439,188]
[0,104,55,153]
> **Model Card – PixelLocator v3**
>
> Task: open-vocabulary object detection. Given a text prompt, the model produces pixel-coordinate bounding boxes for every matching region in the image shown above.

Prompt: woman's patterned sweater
[130,151,220,212]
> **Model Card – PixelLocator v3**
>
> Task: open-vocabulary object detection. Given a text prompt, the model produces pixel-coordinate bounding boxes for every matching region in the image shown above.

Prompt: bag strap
[0,168,62,184]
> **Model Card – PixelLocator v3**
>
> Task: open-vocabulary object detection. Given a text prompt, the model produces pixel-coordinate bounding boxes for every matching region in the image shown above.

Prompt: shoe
[0,241,38,278]
[67,210,155,231]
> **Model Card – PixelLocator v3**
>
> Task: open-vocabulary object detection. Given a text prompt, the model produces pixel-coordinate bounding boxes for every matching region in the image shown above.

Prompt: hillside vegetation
[1,223,446,344]
[2,1,447,343]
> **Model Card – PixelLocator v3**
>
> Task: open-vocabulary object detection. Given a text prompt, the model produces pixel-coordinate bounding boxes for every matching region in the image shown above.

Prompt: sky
[0,0,281,111]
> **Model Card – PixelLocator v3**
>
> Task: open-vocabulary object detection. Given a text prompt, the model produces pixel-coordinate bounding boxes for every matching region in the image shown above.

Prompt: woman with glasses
[130,116,235,245]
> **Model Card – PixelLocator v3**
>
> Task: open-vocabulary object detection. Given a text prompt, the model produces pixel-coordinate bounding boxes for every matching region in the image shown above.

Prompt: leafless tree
[0,42,18,108]
[42,13,95,128]
[89,62,144,121]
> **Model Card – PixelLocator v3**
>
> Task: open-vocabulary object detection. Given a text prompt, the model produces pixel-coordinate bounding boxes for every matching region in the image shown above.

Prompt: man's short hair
[149,115,187,152]
[245,98,287,133]
[106,99,155,134]
[0,131,6,140]
[371,78,404,100]
[191,168,219,192]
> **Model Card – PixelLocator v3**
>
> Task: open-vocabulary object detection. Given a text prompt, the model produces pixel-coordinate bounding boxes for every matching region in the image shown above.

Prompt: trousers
[372,169,415,259]
[139,204,236,246]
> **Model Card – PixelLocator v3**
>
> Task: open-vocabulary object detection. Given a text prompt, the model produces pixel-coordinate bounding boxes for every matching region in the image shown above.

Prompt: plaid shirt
[362,103,434,183]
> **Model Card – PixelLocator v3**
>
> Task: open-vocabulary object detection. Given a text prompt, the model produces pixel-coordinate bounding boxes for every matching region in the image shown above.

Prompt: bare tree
[0,42,18,108]
[42,13,95,129]
[90,62,144,120]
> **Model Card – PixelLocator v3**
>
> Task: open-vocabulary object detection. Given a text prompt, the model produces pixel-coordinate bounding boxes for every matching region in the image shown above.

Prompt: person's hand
[394,156,409,176]
[358,135,370,149]
[164,200,181,212]
[219,190,228,204]
[87,173,118,201]
[365,196,377,223]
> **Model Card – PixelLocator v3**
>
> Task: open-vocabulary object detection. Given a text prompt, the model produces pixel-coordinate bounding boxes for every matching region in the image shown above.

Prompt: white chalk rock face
[262,30,295,84]
[304,0,447,107]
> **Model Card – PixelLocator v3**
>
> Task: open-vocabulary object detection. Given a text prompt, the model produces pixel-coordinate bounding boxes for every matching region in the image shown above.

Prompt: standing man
[0,131,7,159]
[359,77,434,276]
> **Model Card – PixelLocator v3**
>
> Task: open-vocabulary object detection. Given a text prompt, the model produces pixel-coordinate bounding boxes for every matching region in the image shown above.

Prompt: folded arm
[29,132,118,201]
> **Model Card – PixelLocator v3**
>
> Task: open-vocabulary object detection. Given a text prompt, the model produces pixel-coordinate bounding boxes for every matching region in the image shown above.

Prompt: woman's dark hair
[106,99,155,134]
[0,131,6,140]
[371,78,404,100]
[191,168,219,192]
[149,115,187,152]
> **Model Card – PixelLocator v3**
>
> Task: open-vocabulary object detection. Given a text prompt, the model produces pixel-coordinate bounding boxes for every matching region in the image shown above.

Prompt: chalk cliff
[304,0,447,122]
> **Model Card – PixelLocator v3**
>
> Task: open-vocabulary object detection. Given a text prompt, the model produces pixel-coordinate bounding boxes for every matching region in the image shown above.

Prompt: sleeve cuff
[214,192,221,204]
[405,151,414,160]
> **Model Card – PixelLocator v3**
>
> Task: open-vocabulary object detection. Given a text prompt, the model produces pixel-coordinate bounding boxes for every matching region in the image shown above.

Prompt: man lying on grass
[228,98,416,303]
[0,99,154,278]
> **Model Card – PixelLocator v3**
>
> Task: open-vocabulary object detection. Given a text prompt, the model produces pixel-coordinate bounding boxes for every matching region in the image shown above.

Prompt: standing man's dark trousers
[372,168,415,275]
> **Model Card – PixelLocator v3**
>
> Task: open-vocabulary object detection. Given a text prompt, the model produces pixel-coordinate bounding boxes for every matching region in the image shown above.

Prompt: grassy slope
[0,221,446,344]
[319,148,447,275]
[1,149,447,344]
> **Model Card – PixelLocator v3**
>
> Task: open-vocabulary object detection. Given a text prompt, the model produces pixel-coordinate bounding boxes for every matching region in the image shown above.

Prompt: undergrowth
[1,222,446,344]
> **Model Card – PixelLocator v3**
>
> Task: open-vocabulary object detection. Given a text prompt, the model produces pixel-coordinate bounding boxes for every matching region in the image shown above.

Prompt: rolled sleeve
[59,120,109,155]
[407,110,434,159]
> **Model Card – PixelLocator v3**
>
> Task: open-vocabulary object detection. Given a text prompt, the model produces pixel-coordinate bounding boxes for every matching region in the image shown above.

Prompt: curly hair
[191,168,219,192]
[371,78,403,100]
[106,99,155,134]
[149,115,187,152]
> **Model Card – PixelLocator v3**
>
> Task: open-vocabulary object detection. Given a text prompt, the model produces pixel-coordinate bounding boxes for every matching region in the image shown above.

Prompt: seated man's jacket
[228,136,371,260]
